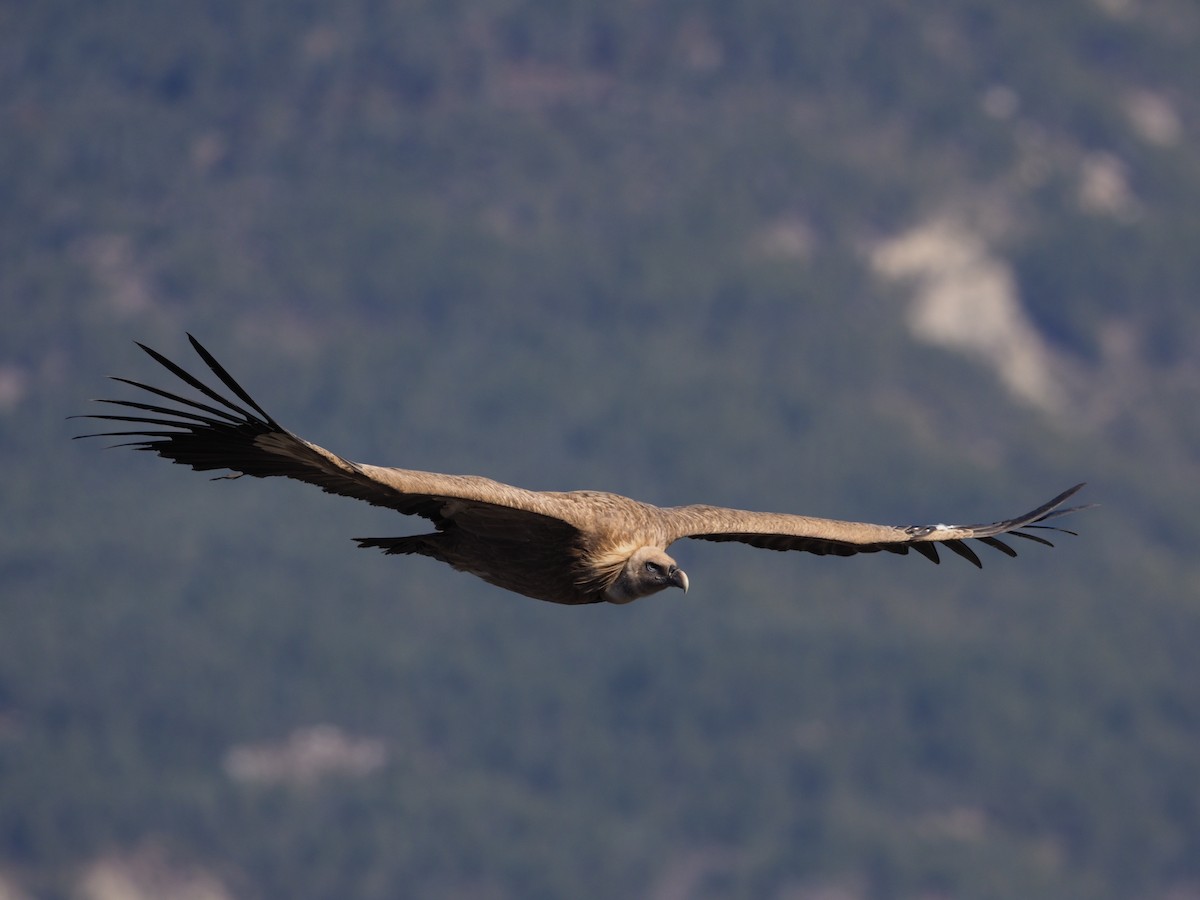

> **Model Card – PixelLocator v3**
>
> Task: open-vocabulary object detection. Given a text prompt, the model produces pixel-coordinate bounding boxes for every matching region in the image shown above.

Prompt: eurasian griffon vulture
[76,336,1089,605]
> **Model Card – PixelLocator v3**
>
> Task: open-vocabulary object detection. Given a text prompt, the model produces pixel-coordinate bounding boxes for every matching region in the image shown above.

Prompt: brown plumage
[75,336,1091,605]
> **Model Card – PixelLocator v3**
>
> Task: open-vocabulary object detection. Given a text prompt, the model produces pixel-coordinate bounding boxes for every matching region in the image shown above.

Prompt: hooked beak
[669,566,689,593]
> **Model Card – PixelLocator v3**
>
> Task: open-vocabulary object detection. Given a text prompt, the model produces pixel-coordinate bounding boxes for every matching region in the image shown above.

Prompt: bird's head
[605,546,689,604]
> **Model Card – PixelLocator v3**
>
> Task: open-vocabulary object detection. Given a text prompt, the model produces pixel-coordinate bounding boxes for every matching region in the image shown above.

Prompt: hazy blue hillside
[2,1,1199,898]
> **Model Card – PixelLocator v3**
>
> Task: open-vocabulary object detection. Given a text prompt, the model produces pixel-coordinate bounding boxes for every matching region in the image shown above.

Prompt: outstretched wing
[663,484,1090,567]
[72,335,590,539]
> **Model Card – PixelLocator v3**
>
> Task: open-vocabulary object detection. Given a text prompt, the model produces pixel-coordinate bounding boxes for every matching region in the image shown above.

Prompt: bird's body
[76,336,1089,605]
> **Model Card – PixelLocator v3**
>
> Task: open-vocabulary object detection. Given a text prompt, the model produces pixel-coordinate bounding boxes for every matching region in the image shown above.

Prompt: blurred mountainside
[2,1,1199,898]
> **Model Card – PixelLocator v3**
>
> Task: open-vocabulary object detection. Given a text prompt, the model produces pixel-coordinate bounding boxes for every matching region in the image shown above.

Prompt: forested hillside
[2,1,1199,897]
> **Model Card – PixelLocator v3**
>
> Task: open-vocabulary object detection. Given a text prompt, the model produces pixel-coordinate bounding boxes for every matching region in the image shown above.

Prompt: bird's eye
[644,561,662,575]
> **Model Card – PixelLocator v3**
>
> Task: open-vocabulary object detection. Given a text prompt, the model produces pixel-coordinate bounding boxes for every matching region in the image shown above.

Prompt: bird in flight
[76,336,1089,605]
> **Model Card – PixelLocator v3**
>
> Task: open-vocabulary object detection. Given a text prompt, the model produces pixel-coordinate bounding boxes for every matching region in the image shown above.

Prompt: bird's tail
[353,535,434,556]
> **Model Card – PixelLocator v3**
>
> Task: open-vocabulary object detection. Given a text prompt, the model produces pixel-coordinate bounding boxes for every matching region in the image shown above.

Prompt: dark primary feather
[75,335,285,475]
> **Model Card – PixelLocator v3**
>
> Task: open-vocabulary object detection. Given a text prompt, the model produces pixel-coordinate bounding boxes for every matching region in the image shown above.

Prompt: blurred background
[3,1,1199,897]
